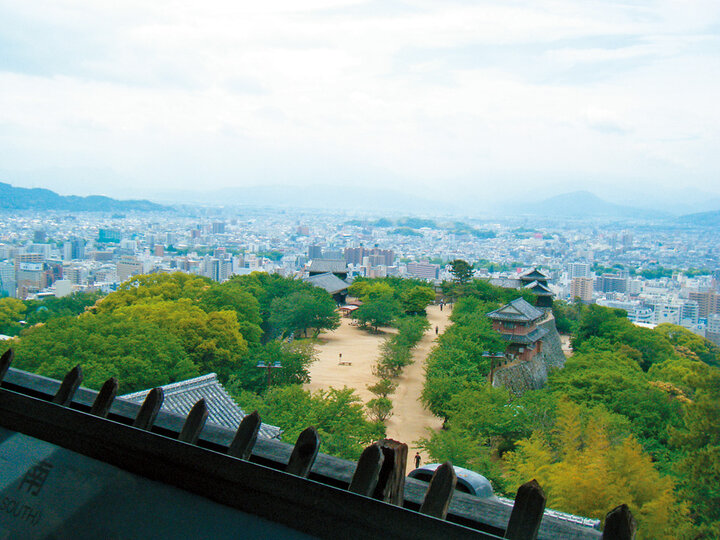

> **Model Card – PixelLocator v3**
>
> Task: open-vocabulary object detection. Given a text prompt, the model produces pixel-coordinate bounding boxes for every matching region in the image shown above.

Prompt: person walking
[414,452,421,468]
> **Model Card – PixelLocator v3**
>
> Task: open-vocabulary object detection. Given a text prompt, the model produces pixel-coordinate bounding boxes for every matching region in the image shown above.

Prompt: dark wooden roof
[519,268,548,282]
[303,272,350,295]
[487,298,544,323]
[523,280,554,296]
[499,326,549,345]
[308,259,348,274]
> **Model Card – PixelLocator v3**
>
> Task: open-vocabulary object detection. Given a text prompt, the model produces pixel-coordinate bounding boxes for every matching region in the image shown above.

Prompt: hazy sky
[1,1,719,205]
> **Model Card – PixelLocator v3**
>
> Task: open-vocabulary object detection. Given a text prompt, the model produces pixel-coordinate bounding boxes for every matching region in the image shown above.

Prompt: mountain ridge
[520,190,670,219]
[0,182,167,212]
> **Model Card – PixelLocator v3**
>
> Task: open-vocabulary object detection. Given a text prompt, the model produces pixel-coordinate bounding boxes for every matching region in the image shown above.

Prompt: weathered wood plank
[90,377,118,418]
[227,410,261,460]
[372,438,408,506]
[0,348,13,384]
[419,461,457,519]
[505,479,546,540]
[51,365,83,406]
[602,504,636,540]
[178,399,209,444]
[348,443,385,496]
[286,426,320,477]
[133,387,164,430]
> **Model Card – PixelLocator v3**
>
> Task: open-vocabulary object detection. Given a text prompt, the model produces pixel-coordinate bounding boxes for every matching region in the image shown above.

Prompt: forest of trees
[0,272,435,461]
[421,281,720,538]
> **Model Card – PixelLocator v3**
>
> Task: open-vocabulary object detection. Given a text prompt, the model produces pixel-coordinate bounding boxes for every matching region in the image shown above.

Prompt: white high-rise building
[568,262,591,279]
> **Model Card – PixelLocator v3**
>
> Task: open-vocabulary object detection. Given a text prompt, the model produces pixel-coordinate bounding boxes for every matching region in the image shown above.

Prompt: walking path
[308,304,452,474]
[385,304,450,473]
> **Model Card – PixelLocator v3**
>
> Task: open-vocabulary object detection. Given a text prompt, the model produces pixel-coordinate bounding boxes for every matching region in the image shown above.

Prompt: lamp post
[256,360,282,388]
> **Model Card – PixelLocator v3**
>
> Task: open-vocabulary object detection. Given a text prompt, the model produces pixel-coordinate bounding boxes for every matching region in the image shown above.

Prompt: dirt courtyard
[306,304,451,472]
[305,317,391,404]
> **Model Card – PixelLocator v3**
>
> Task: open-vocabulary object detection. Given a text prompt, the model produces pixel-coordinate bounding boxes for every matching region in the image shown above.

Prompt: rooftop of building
[308,259,348,274]
[499,325,549,345]
[120,373,281,439]
[487,297,545,323]
[303,272,349,295]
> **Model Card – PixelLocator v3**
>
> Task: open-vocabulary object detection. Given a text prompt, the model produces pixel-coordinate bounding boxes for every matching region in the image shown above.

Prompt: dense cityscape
[2,206,719,345]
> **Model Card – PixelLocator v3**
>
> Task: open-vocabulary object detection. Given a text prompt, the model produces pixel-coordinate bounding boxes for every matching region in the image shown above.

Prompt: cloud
[0,0,718,200]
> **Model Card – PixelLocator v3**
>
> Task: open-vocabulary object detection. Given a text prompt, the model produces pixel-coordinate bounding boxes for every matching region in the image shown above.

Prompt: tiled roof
[487,297,544,322]
[500,326,549,345]
[304,272,349,294]
[308,259,348,274]
[487,277,522,289]
[523,280,553,295]
[120,373,281,439]
[519,268,548,281]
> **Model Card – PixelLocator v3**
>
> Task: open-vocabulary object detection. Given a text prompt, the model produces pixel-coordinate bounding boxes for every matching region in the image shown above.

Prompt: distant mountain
[0,182,166,212]
[678,209,720,227]
[149,184,447,213]
[522,191,668,219]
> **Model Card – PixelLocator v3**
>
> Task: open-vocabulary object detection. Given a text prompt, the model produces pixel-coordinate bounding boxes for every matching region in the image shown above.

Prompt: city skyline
[1,1,719,207]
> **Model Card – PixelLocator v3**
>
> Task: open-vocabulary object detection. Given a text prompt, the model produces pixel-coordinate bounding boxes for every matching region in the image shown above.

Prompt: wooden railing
[0,348,635,539]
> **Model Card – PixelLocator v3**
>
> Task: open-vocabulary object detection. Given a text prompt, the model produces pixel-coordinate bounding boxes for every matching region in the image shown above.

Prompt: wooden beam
[419,461,457,519]
[286,426,320,478]
[348,443,384,496]
[602,504,636,540]
[372,438,408,506]
[178,399,208,444]
[0,348,13,384]
[505,479,546,540]
[133,387,164,430]
[227,410,261,460]
[90,377,118,418]
[52,365,83,406]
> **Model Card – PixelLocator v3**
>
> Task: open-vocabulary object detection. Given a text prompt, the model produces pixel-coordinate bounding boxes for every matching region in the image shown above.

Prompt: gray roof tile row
[120,373,281,439]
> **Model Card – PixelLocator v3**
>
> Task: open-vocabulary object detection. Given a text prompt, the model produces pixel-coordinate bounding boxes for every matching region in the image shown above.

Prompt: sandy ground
[305,318,392,404]
[307,304,451,474]
[385,304,450,473]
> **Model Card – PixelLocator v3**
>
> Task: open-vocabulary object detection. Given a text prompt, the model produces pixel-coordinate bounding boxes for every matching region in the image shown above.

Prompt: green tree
[233,385,385,460]
[0,298,26,336]
[24,291,104,326]
[449,259,474,284]
[115,299,248,382]
[418,429,510,494]
[367,397,393,422]
[269,289,340,338]
[199,281,263,344]
[400,285,435,314]
[227,340,317,393]
[348,281,395,302]
[352,297,401,331]
[548,342,681,462]
[654,324,720,367]
[503,401,692,539]
[671,368,720,533]
[94,272,212,313]
[367,377,397,398]
[8,313,198,393]
[230,272,320,340]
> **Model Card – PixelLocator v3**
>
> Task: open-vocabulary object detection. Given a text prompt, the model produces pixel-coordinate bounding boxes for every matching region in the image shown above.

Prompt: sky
[0,0,719,208]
